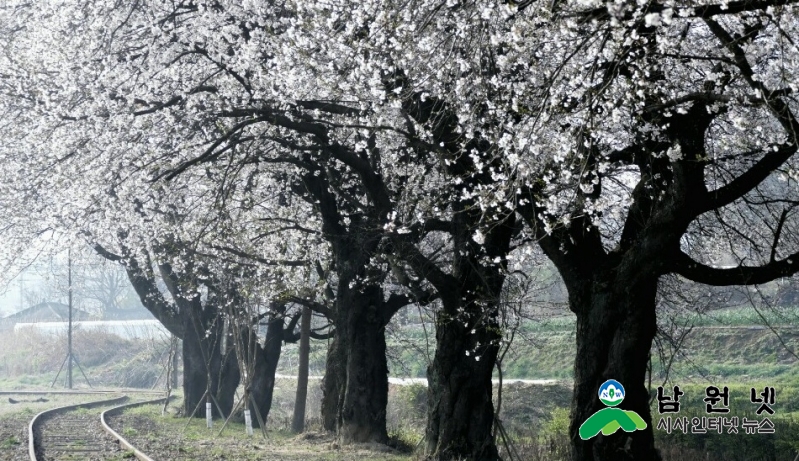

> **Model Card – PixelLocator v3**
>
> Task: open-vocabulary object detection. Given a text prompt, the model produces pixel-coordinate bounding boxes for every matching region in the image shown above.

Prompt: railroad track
[28,394,168,461]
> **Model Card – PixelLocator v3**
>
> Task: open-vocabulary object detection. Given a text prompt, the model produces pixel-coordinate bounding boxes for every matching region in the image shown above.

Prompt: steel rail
[1,389,167,395]
[100,396,172,461]
[27,395,128,460]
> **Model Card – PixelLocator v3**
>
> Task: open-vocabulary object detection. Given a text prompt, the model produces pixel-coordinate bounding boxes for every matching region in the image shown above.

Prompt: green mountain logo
[579,379,647,440]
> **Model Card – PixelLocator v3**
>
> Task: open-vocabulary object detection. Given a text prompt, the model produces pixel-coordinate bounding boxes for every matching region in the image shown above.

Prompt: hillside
[277,307,799,385]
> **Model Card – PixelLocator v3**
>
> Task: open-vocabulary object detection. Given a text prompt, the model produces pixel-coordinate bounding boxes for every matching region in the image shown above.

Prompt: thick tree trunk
[216,345,240,417]
[248,308,285,428]
[568,274,660,461]
[320,280,391,444]
[292,306,312,433]
[425,296,501,461]
[182,329,208,417]
[108,247,243,420]
[299,168,394,442]
[420,210,514,461]
[182,311,240,418]
[337,283,389,444]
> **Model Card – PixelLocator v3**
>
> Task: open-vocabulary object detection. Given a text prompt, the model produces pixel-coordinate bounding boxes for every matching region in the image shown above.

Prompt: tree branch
[94,243,184,338]
[286,296,332,319]
[574,0,799,22]
[208,244,310,267]
[674,250,799,286]
[770,208,789,263]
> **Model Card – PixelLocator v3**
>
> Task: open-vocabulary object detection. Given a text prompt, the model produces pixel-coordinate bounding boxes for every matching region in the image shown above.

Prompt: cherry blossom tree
[0,2,308,421]
[4,2,799,461]
[268,2,799,460]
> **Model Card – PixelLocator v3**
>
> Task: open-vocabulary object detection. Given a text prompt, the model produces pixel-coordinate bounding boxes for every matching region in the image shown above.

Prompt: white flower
[666,145,683,161]
[644,13,661,27]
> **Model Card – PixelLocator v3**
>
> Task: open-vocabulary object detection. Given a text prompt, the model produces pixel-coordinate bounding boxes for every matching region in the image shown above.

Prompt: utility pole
[67,249,72,389]
[18,273,24,311]
[51,248,90,389]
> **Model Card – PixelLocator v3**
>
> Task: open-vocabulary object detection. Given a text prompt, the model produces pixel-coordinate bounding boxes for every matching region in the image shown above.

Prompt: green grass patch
[0,436,20,449]
[687,306,799,328]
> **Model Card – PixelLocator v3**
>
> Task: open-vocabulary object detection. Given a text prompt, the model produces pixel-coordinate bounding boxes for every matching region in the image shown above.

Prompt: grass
[0,436,19,449]
[686,306,799,328]
[0,393,109,418]
[117,398,415,460]
[381,307,799,382]
[651,326,799,384]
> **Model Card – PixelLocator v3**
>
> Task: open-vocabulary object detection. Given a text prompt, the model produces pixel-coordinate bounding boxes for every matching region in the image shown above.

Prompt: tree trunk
[298,167,393,442]
[171,337,179,389]
[216,343,240,417]
[420,208,514,461]
[248,307,285,428]
[321,333,344,432]
[292,306,312,433]
[425,295,501,461]
[107,247,242,420]
[568,274,660,461]
[337,283,389,444]
[182,328,207,418]
[182,311,240,418]
[321,277,391,443]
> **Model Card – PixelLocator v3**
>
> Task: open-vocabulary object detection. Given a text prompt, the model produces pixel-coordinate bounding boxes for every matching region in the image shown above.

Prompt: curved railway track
[100,397,171,461]
[27,394,168,461]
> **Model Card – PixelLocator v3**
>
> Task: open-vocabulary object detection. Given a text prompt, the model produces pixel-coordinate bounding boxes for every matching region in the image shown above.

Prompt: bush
[387,383,426,427]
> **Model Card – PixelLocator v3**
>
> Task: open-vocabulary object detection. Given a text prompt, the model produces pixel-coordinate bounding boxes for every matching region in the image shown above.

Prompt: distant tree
[77,260,144,317]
